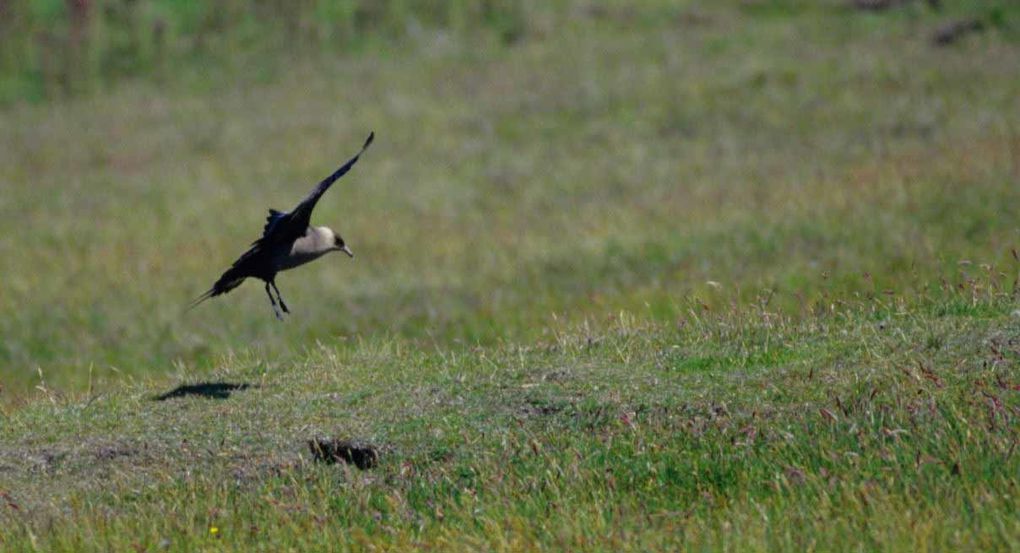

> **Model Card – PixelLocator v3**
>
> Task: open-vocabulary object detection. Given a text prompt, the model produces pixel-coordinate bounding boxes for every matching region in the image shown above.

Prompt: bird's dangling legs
[265,282,284,320]
[270,280,290,314]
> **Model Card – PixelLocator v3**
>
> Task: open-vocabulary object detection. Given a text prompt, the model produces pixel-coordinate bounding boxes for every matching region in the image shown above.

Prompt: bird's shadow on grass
[153,382,255,401]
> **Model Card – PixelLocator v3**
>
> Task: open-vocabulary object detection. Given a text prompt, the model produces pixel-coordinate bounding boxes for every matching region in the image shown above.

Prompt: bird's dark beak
[340,244,354,258]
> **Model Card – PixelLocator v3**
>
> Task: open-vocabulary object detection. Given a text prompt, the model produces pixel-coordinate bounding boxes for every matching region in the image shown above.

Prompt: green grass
[1,1,1019,550]
[2,296,1018,550]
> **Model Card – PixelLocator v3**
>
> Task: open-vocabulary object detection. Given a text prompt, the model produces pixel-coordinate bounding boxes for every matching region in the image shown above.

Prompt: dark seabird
[190,132,374,319]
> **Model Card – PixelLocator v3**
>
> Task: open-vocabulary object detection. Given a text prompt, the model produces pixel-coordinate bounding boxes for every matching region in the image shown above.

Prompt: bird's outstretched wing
[263,209,286,236]
[271,132,374,242]
[256,208,287,245]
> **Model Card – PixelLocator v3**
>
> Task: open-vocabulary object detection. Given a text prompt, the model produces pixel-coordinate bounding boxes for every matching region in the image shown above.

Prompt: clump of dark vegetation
[308,439,380,470]
[932,18,986,45]
[849,0,940,12]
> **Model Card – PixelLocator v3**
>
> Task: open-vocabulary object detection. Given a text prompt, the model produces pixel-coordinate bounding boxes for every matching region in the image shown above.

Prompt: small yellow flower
[209,526,219,536]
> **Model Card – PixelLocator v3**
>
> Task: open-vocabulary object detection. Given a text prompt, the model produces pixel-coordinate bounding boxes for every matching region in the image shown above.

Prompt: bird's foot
[279,300,290,314]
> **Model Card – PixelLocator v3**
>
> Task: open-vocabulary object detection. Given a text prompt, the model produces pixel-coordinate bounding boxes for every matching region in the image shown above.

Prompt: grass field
[1,1,1019,550]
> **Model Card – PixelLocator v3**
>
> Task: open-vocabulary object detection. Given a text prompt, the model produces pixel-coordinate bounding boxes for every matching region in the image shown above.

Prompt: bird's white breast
[275,227,333,271]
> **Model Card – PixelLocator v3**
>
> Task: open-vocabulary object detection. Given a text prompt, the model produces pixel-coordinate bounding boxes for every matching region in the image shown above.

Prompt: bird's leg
[265,282,283,320]
[271,280,290,314]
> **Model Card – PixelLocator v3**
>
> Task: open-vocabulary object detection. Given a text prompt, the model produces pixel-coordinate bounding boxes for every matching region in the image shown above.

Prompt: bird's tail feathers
[186,275,246,312]
[186,288,216,311]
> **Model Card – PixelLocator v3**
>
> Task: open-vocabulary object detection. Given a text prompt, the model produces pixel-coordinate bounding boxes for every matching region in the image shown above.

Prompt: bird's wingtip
[363,131,375,150]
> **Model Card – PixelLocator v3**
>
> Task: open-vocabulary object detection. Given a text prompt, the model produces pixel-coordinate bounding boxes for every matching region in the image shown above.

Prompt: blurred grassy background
[0,0,1018,398]
[0,0,540,103]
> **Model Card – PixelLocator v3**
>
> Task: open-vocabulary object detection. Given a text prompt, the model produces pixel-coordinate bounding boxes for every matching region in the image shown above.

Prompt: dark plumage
[190,132,374,319]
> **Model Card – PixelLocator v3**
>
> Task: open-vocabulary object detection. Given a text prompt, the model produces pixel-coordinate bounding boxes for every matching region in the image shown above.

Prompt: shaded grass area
[0,292,1017,550]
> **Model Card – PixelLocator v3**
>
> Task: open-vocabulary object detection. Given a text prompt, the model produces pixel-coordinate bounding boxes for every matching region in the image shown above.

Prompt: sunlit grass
[1,288,1018,550]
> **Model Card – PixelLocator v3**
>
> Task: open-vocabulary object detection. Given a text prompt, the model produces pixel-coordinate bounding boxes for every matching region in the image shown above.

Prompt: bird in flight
[190,132,374,319]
